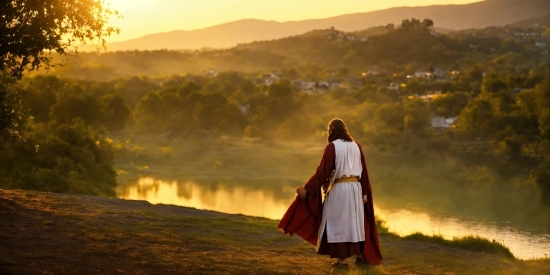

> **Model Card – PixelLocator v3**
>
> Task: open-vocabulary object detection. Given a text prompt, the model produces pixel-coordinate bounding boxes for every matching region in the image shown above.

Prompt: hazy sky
[107,0,483,42]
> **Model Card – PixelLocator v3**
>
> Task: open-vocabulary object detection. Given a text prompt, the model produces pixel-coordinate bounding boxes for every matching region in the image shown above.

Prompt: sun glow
[105,0,483,42]
[109,0,158,11]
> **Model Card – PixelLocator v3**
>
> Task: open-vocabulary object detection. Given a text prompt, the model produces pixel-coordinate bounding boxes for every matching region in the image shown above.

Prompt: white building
[431,116,456,129]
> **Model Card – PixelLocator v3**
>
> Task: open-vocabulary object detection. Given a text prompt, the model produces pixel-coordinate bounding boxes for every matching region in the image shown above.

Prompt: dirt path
[0,189,548,274]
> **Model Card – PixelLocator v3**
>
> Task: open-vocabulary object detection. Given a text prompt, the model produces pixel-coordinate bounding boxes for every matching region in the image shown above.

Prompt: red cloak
[278,142,382,265]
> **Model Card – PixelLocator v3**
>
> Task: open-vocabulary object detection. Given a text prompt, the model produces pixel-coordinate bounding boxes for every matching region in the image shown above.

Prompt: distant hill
[48,12,549,80]
[105,0,549,51]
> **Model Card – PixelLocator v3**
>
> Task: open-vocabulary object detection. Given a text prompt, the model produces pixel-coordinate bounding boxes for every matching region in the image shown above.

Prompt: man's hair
[327,118,354,143]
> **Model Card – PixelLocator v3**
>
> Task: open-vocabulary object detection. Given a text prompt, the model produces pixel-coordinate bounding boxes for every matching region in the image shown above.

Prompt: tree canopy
[1,0,119,78]
[1,0,118,145]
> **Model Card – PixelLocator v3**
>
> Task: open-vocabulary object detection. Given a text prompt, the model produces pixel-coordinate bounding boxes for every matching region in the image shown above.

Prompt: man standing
[295,118,382,267]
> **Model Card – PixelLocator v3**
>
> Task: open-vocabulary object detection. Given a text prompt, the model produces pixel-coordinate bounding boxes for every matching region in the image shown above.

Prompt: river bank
[1,189,548,274]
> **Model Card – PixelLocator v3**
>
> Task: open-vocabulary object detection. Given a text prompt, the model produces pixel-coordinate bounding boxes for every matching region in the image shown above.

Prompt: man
[284,118,382,267]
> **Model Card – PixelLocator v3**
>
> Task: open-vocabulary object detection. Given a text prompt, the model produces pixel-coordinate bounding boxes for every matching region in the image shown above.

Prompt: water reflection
[374,206,550,260]
[118,177,550,260]
[118,177,296,219]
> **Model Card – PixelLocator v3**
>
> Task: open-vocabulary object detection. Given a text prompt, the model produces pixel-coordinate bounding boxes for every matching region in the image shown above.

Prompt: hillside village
[3,12,550,222]
[2,2,550,274]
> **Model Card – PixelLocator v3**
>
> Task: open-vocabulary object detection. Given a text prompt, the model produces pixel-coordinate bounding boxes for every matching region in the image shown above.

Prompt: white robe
[318,139,365,244]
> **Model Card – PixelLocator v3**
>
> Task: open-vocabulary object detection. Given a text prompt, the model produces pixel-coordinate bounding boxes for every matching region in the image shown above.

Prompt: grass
[1,189,549,274]
[403,233,515,258]
[378,218,516,259]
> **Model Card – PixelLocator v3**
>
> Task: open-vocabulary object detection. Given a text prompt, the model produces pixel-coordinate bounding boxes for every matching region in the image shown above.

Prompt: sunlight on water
[118,177,294,219]
[118,177,550,260]
[374,207,550,260]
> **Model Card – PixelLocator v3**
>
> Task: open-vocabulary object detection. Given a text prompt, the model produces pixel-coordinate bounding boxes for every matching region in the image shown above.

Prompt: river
[117,177,550,260]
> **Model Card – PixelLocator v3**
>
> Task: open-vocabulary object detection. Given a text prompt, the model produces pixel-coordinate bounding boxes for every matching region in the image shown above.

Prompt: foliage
[100,94,131,132]
[430,92,470,117]
[3,14,550,209]
[0,0,119,159]
[456,96,496,137]
[399,18,434,31]
[133,78,248,135]
[0,0,119,79]
[0,76,23,146]
[0,121,116,196]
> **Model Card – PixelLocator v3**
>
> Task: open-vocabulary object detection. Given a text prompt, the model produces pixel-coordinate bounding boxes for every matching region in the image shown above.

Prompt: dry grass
[1,189,549,275]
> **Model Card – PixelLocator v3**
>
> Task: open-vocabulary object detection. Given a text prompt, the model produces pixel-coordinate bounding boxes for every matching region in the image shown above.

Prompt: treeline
[41,16,549,81]
[1,17,549,212]
[0,72,307,195]
[3,61,550,208]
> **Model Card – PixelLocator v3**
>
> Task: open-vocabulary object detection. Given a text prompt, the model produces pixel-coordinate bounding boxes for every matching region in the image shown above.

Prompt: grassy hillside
[1,189,548,274]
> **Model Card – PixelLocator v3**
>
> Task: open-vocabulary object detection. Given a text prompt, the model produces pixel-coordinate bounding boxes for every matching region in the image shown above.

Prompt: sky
[106,0,483,42]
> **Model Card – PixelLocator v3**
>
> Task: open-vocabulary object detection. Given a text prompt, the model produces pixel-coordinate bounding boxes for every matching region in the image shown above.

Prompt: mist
[3,16,550,250]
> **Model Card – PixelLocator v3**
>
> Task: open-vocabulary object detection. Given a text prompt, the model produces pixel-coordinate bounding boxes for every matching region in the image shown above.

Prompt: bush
[0,121,117,196]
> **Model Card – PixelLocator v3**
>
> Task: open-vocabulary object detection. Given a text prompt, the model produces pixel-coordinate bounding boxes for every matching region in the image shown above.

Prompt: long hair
[327,118,353,143]
[323,119,354,196]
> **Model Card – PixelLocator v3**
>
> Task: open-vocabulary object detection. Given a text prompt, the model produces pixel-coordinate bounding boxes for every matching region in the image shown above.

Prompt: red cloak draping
[357,143,383,265]
[277,191,322,246]
[277,142,382,265]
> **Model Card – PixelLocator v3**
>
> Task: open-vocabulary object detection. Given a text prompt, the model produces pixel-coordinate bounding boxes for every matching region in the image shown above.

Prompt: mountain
[104,0,550,51]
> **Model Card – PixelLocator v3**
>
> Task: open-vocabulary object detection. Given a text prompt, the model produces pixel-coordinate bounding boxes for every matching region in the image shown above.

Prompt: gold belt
[334,176,360,183]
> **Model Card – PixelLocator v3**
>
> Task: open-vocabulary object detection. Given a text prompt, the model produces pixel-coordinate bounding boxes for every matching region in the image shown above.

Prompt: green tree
[1,0,119,78]
[1,0,118,145]
[374,102,405,132]
[17,77,60,123]
[430,92,470,117]
[0,122,117,196]
[176,81,202,98]
[400,18,434,32]
[50,94,101,126]
[134,91,165,132]
[482,74,509,93]
[0,77,21,145]
[535,76,550,137]
[456,97,496,137]
[248,81,301,133]
[404,98,431,135]
[100,94,131,132]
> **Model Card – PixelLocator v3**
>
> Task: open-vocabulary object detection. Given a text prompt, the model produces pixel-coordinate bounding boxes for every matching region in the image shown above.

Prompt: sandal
[331,261,349,268]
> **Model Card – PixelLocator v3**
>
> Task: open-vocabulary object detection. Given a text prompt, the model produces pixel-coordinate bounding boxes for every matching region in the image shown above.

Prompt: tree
[374,102,404,132]
[0,121,117,196]
[1,0,118,145]
[0,76,21,145]
[404,98,431,135]
[100,94,131,132]
[456,97,496,137]
[535,76,550,138]
[430,92,470,117]
[482,74,509,93]
[400,18,434,32]
[1,0,119,78]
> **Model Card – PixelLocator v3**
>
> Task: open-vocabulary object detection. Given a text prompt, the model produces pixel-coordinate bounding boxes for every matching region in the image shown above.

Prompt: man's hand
[363,195,368,204]
[296,186,307,200]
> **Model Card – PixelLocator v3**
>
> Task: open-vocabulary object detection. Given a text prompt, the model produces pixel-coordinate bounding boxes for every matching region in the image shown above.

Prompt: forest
[1,16,550,225]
